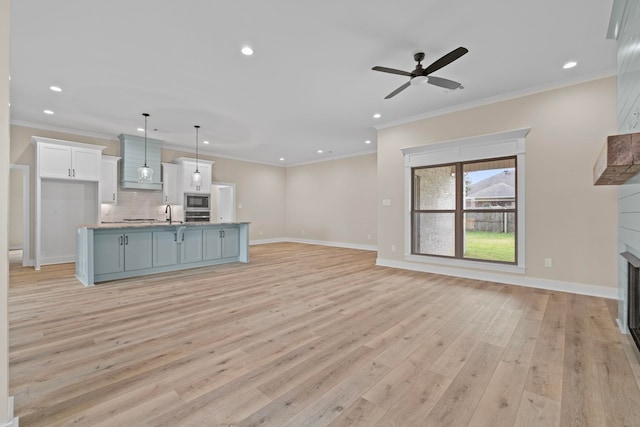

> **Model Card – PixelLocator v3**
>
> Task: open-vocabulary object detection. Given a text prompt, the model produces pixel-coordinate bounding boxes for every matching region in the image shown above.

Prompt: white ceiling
[9,0,616,166]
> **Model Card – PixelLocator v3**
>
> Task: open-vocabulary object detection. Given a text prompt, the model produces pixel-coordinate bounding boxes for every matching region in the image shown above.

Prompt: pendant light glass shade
[191,125,202,187]
[137,113,153,183]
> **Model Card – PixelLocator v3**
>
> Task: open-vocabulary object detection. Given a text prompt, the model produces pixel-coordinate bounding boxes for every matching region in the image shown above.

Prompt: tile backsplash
[101,189,181,222]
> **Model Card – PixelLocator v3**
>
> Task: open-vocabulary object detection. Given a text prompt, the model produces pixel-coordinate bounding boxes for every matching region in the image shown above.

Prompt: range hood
[119,134,163,190]
[594,132,640,185]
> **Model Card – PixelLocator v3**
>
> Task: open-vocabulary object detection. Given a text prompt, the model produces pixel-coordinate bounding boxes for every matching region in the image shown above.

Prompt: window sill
[404,254,526,275]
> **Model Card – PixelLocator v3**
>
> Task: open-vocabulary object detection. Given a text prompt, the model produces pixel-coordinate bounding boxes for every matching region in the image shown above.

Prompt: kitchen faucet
[165,204,172,224]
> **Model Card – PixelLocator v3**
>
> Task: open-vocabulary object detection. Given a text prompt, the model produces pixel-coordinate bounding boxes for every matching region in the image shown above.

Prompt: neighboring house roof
[467,171,515,199]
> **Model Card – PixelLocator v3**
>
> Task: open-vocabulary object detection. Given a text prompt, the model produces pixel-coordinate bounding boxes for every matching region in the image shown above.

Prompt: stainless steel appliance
[185,210,211,222]
[184,193,211,222]
[185,193,209,209]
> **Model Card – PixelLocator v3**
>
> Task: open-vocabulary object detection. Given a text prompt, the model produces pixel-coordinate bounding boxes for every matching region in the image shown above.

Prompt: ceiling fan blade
[427,76,462,90]
[422,47,468,76]
[372,66,413,77]
[384,81,411,99]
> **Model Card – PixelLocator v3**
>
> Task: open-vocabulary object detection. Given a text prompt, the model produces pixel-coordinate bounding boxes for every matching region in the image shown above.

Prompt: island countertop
[81,221,250,230]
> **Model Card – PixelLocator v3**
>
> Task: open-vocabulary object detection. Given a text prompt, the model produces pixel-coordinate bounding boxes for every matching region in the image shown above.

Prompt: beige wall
[286,154,377,247]
[9,125,286,247]
[378,77,618,289]
[1,0,10,421]
[162,148,286,239]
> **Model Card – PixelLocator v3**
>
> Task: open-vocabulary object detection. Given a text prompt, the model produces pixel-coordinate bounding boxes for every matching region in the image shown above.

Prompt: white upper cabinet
[174,157,214,194]
[35,137,105,181]
[162,162,181,205]
[100,156,120,204]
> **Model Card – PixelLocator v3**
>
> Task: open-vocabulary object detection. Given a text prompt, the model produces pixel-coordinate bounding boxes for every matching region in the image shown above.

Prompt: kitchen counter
[75,222,250,286]
[87,221,250,229]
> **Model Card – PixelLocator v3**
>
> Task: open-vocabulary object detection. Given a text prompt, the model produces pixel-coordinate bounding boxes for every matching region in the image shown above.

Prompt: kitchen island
[76,222,249,286]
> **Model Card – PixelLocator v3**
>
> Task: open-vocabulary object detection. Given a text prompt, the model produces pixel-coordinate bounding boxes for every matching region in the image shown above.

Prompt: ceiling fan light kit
[372,47,468,99]
[411,75,429,86]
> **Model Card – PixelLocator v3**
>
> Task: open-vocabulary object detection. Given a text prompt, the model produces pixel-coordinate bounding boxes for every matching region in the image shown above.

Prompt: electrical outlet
[391,245,396,252]
[367,234,371,240]
[545,258,552,268]
[259,230,263,236]
[301,230,305,235]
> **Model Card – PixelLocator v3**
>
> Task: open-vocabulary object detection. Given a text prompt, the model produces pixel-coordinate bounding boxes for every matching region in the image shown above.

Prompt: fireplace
[623,252,640,350]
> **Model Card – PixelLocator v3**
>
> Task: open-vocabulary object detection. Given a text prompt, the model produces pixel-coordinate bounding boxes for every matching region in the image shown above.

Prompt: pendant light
[137,113,153,183]
[191,125,202,188]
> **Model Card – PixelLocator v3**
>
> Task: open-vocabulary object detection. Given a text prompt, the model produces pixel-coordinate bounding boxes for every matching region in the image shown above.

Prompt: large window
[412,157,517,264]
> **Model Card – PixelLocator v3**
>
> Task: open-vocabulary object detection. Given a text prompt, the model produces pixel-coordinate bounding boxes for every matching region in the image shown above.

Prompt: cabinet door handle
[222,230,225,238]
[120,236,123,245]
[72,169,75,177]
[68,168,71,177]
[174,232,177,242]
[125,235,128,245]
[112,193,115,201]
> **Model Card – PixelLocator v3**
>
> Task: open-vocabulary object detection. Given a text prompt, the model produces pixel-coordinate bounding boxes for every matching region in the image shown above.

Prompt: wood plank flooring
[8,242,640,426]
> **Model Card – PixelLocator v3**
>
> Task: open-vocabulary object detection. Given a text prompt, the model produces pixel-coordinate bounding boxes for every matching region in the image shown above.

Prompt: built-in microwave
[185,193,209,210]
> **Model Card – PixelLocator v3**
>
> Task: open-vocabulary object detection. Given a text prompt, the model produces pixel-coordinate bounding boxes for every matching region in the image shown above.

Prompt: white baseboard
[249,238,288,245]
[618,318,628,334]
[285,238,377,252]
[0,396,18,427]
[40,255,75,265]
[249,237,377,252]
[376,257,618,300]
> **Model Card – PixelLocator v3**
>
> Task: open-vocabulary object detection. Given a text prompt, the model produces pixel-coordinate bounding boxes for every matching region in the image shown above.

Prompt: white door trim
[9,163,31,267]
[212,181,236,222]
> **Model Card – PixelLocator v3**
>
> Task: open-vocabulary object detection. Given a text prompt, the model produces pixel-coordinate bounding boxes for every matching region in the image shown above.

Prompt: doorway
[211,182,236,222]
[9,164,30,266]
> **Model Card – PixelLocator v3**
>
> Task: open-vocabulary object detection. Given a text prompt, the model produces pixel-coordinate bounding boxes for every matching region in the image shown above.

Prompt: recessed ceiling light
[241,46,254,56]
[203,140,210,145]
[373,113,381,119]
[137,127,144,132]
[317,150,323,154]
[563,61,577,69]
[43,109,54,115]
[365,140,371,144]
[49,85,62,92]
[279,157,285,161]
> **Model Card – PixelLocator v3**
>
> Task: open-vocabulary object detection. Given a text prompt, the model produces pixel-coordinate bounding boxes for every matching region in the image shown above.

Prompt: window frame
[401,128,529,274]
[410,156,517,264]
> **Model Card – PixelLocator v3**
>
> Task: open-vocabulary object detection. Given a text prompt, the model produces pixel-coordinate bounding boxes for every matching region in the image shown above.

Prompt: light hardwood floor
[9,243,640,426]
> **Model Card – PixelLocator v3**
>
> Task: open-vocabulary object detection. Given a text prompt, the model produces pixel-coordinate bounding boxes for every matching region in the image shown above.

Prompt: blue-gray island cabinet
[75,222,249,286]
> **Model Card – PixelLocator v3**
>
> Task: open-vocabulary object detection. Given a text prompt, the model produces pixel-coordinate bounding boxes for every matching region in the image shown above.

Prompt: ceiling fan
[372,47,469,99]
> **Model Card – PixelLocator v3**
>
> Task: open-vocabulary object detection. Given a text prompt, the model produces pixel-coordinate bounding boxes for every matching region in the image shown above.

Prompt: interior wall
[10,125,119,262]
[285,153,377,247]
[377,77,618,289]
[40,180,97,264]
[1,0,11,421]
[616,1,640,328]
[8,169,23,249]
[162,148,286,240]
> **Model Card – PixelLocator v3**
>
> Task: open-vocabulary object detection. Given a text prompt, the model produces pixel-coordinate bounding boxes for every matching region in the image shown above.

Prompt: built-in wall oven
[184,193,211,222]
